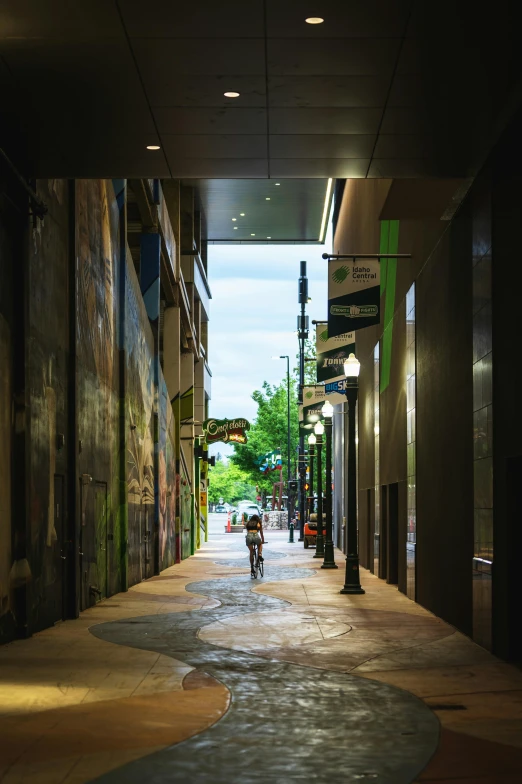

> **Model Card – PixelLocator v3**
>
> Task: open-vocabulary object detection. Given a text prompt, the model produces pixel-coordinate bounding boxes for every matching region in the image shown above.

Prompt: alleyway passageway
[1,526,522,783]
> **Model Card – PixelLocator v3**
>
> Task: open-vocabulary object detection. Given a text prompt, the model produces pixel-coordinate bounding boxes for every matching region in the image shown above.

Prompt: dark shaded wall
[415,218,474,634]
[490,114,522,660]
[0,190,17,640]
[76,180,122,607]
[27,180,71,633]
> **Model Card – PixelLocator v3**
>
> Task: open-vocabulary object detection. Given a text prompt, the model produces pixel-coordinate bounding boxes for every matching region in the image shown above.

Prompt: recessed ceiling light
[224,91,240,98]
[275,182,280,186]
[251,233,255,236]
[147,145,160,150]
[232,218,237,221]
[240,213,245,216]
[267,236,271,239]
[265,197,271,200]
[234,226,238,230]
[305,17,324,24]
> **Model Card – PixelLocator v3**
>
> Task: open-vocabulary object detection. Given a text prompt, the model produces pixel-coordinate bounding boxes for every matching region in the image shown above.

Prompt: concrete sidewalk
[0,532,521,783]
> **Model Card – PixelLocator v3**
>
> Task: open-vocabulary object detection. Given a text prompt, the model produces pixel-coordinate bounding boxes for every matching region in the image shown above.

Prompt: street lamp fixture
[344,352,360,378]
[313,420,325,558]
[321,400,338,570]
[340,352,365,594]
[322,399,334,418]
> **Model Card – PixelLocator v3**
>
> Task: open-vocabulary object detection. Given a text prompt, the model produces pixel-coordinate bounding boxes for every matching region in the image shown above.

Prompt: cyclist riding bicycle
[244,514,264,576]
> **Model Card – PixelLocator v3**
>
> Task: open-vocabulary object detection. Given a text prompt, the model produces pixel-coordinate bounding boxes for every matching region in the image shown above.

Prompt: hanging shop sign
[315,322,355,384]
[202,417,250,445]
[300,376,348,423]
[328,258,380,338]
[299,385,326,433]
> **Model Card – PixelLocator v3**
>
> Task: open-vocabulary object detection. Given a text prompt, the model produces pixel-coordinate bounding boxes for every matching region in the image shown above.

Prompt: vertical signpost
[297,261,309,541]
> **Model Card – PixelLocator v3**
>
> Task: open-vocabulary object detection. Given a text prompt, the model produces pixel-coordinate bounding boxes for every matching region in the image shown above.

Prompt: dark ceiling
[0,1,521,240]
[186,178,332,243]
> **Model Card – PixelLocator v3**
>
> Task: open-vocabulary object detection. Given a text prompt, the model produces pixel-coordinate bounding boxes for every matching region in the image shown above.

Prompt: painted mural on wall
[26,179,70,632]
[159,376,176,570]
[77,180,117,390]
[179,458,193,560]
[76,179,121,606]
[125,251,155,585]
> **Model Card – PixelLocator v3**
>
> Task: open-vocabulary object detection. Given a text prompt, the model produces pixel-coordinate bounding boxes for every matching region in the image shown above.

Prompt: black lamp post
[273,354,292,534]
[321,400,338,570]
[340,353,365,594]
[313,420,325,558]
[308,433,315,520]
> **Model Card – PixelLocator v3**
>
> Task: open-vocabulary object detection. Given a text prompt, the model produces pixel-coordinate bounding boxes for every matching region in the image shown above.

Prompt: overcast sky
[207,222,331,457]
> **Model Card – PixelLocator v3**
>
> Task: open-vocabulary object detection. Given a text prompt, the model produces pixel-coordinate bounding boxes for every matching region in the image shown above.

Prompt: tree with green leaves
[231,378,300,503]
[207,460,256,505]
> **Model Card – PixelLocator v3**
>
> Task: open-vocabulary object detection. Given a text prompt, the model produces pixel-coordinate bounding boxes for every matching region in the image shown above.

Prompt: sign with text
[328,258,380,337]
[299,385,325,433]
[202,417,250,444]
[315,322,355,384]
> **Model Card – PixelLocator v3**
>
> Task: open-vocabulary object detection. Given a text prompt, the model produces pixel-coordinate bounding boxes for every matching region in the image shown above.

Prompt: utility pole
[297,260,309,542]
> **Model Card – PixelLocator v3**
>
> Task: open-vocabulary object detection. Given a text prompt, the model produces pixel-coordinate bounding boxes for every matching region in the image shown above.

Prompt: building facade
[333,106,522,662]
[0,175,211,643]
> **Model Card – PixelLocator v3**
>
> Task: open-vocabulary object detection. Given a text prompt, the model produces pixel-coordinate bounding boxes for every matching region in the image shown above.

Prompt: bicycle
[250,541,264,579]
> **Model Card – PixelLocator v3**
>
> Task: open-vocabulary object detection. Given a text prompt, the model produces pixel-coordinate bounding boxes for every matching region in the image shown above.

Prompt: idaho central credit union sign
[328,259,380,338]
[202,417,251,445]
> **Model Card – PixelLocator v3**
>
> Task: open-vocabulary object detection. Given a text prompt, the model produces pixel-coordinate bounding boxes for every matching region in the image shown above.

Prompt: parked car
[215,504,227,513]
[237,501,260,521]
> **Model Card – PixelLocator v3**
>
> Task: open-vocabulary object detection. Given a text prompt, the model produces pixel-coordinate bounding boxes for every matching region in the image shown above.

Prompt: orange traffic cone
[227,511,231,533]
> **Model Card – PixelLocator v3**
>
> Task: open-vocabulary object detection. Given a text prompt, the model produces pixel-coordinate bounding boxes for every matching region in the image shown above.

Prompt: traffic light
[304,483,310,492]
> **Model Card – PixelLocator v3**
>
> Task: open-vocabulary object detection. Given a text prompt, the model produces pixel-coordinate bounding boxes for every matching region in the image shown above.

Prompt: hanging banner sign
[324,378,348,404]
[202,417,250,445]
[328,258,380,338]
[299,380,347,434]
[315,322,355,384]
[299,386,325,433]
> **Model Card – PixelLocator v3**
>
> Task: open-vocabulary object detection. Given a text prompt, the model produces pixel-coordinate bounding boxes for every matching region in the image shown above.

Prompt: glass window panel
[473,408,488,459]
[473,359,483,412]
[472,255,492,315]
[474,457,493,509]
[473,310,493,363]
[482,352,492,407]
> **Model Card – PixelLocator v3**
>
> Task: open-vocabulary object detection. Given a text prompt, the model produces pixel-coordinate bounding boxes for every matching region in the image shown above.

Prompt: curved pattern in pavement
[89,565,440,784]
